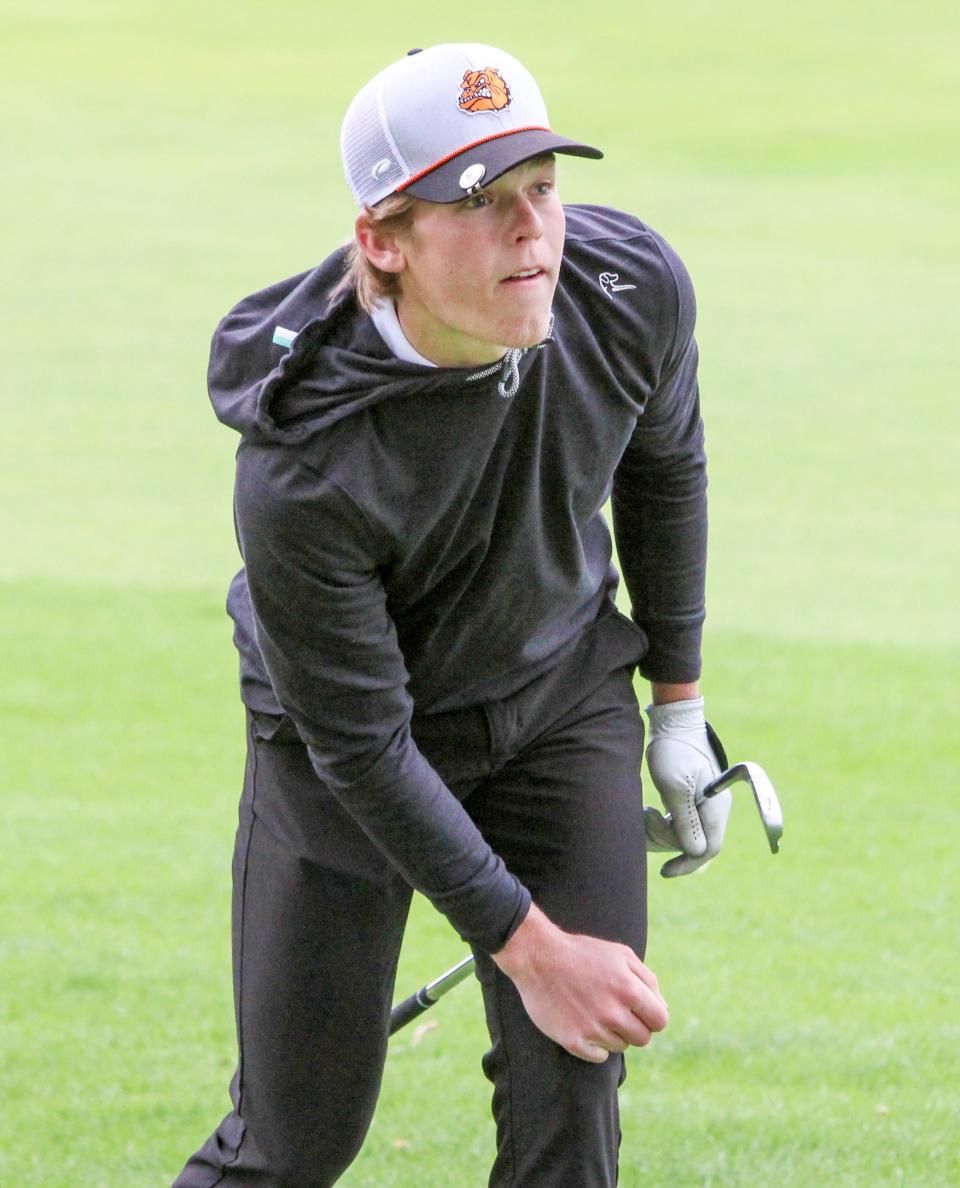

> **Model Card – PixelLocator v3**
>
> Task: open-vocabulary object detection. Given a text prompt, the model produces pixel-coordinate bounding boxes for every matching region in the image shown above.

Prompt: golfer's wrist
[491,902,555,978]
[650,680,700,706]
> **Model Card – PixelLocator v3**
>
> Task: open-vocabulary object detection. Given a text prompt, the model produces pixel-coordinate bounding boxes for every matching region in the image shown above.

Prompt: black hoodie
[210,204,707,953]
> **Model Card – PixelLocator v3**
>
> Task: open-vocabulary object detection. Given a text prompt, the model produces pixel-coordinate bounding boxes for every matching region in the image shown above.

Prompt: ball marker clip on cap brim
[340,43,603,207]
[389,763,784,1035]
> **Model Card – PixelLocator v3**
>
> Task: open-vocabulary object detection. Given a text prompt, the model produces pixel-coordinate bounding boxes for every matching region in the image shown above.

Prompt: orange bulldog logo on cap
[459,67,511,113]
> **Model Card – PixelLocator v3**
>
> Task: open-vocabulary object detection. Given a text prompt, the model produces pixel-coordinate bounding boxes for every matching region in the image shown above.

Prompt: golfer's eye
[464,192,490,209]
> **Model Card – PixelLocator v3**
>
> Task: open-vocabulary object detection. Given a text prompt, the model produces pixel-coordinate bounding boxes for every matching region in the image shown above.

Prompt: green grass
[2,1,958,1184]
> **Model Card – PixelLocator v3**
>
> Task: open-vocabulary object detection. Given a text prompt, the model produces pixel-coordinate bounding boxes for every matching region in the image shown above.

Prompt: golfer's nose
[512,195,543,240]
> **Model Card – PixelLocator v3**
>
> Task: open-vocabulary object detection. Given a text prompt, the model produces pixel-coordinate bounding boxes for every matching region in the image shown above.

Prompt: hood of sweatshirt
[207,247,543,444]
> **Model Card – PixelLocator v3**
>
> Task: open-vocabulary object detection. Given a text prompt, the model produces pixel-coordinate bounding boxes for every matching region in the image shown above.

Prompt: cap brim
[398,128,603,203]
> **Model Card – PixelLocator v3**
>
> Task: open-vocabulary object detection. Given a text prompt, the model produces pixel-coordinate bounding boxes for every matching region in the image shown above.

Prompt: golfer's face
[395,157,565,367]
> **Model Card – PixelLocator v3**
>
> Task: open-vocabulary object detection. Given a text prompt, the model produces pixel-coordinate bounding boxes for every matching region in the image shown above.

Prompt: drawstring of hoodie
[465,314,555,399]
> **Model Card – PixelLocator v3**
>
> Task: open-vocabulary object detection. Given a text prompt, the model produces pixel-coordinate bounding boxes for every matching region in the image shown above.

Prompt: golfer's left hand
[644,697,731,878]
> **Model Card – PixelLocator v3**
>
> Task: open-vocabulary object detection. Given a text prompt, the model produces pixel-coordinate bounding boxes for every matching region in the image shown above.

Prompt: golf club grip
[389,990,433,1035]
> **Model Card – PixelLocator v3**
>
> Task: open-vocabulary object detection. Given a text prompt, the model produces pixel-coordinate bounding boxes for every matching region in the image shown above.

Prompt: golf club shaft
[389,955,475,1035]
[702,770,734,799]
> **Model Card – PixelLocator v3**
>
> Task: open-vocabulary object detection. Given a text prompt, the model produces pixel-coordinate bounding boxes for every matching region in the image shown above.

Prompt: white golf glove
[644,697,732,878]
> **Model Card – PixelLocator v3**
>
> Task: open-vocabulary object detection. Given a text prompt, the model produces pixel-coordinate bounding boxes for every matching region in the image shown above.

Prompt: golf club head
[702,761,783,853]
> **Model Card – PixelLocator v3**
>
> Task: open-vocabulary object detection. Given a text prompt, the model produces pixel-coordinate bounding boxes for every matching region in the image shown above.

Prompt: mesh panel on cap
[341,82,410,207]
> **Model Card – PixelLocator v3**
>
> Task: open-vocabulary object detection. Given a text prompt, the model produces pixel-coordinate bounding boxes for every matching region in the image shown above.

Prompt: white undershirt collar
[370,299,437,368]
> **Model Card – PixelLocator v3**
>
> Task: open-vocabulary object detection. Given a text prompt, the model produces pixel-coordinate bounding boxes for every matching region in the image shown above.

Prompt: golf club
[389,955,475,1036]
[701,761,783,853]
[389,762,784,1034]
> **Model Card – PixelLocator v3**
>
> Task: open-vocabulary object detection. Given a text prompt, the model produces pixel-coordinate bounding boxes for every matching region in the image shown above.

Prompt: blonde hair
[329,192,418,313]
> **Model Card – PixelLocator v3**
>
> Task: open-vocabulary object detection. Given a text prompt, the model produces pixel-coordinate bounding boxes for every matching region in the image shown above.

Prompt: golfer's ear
[355,212,405,275]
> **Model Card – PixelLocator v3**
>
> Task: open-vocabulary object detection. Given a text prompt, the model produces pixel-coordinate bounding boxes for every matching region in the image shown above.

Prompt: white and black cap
[340,43,603,206]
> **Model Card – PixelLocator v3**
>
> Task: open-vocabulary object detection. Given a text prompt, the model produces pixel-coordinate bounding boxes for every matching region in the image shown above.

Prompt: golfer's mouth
[501,267,547,285]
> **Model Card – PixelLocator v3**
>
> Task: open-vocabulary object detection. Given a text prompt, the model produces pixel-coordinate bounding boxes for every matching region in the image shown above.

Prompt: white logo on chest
[598,271,637,298]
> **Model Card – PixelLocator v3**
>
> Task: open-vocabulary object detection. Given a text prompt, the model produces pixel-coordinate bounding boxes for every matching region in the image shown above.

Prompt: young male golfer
[173,42,731,1187]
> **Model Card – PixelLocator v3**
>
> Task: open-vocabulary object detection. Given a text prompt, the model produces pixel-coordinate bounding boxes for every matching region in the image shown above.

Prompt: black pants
[173,642,647,1187]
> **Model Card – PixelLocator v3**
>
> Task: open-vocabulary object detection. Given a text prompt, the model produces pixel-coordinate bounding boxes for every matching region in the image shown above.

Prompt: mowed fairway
[2,2,958,1185]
